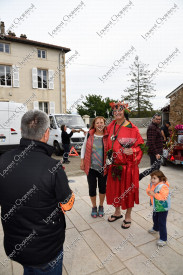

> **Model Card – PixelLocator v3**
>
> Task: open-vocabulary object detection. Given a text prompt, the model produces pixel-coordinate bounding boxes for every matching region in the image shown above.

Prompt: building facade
[166,83,183,127]
[0,21,70,114]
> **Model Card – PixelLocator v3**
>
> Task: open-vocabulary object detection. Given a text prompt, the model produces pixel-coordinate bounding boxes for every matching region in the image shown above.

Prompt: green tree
[104,97,116,117]
[122,56,155,117]
[76,94,116,117]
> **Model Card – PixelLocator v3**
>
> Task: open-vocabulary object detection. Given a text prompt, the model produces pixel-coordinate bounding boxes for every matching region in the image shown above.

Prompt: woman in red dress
[106,102,144,228]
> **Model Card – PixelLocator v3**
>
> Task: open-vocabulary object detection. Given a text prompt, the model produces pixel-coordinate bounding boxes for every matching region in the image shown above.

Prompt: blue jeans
[23,250,63,275]
[153,211,168,241]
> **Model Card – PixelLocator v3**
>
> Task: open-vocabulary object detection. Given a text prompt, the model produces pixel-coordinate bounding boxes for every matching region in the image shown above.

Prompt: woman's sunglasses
[113,105,125,111]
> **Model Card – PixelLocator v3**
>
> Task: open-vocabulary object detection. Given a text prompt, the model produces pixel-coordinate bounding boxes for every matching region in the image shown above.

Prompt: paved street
[53,153,152,177]
[0,158,183,275]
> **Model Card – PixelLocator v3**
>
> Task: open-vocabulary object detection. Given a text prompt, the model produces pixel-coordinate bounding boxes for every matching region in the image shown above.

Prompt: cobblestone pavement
[53,126,149,176]
[53,153,152,177]
[1,156,183,275]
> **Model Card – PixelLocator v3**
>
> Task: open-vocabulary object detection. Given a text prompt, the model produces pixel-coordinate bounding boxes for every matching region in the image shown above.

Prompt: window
[0,65,12,86]
[55,115,86,128]
[0,43,10,53]
[38,49,46,59]
[32,68,54,90]
[38,69,47,88]
[39,102,48,114]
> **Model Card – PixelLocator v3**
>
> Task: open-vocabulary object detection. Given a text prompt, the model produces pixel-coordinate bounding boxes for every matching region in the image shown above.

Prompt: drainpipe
[59,50,64,113]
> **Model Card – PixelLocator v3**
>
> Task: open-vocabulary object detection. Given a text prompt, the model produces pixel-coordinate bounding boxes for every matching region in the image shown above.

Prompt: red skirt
[106,163,139,210]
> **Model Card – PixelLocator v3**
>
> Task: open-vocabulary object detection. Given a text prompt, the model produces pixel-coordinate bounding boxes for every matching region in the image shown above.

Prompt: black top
[161,125,170,139]
[61,130,73,145]
[0,138,72,266]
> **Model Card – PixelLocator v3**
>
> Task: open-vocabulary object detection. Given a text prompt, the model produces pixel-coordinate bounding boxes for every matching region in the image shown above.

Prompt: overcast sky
[1,0,183,112]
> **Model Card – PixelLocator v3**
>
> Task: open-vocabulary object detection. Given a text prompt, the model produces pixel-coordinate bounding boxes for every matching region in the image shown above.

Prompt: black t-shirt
[161,125,170,138]
[61,130,73,145]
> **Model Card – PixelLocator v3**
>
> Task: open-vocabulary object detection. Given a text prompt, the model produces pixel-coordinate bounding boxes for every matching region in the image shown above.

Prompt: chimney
[0,21,5,35]
[8,31,16,37]
[20,34,27,39]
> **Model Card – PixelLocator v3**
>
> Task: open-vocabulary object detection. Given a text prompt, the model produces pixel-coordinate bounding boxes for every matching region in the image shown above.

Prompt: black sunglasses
[113,105,124,111]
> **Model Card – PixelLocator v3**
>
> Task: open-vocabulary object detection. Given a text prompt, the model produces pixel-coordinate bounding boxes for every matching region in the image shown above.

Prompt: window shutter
[50,101,55,114]
[33,101,39,110]
[12,65,20,87]
[32,68,38,89]
[48,70,54,90]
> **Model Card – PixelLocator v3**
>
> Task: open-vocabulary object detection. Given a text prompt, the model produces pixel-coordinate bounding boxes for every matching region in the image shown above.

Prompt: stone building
[166,83,183,127]
[0,21,70,113]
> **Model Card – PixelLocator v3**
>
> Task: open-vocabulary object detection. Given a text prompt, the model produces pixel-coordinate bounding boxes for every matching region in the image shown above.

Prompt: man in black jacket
[61,124,84,164]
[139,114,163,180]
[0,110,74,274]
[61,124,74,164]
[161,121,171,142]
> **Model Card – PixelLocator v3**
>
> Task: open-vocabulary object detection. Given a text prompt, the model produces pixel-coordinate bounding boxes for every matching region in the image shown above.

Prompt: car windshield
[55,115,86,128]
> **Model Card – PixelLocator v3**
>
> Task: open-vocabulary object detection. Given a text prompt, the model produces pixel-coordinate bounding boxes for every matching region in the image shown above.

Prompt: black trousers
[87,168,107,197]
[149,154,161,169]
[153,211,168,241]
[139,154,161,180]
[63,144,70,161]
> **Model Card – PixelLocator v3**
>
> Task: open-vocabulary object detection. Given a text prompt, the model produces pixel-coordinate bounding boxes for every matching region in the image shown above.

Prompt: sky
[1,0,183,112]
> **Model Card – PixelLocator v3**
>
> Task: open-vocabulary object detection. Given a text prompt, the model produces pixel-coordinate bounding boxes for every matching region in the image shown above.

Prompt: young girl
[80,117,108,218]
[146,170,170,246]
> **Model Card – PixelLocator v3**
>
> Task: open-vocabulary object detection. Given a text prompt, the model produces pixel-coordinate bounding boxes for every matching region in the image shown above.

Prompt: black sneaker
[63,160,70,164]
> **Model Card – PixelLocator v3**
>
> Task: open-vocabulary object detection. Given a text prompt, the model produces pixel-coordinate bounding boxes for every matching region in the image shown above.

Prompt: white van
[48,114,88,155]
[0,102,27,153]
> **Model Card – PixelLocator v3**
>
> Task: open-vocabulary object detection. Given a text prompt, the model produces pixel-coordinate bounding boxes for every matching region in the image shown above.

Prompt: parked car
[48,114,88,155]
[0,102,27,153]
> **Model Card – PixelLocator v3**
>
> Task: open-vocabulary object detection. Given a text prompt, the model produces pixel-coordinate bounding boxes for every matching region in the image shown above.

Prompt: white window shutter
[32,68,38,89]
[48,70,54,90]
[50,101,55,114]
[12,65,20,87]
[33,101,39,110]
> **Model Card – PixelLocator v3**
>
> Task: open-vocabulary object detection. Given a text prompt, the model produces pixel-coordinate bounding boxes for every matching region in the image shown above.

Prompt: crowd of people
[0,102,171,275]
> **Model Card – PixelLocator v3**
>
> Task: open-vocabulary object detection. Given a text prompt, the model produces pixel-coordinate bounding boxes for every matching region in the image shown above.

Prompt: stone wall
[169,88,183,127]
[88,117,151,128]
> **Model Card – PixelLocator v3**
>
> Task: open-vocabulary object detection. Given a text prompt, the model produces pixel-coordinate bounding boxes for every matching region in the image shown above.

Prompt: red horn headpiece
[109,101,130,112]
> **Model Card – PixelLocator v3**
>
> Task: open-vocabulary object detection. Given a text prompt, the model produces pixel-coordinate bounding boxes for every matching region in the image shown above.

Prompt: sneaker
[148,228,158,234]
[157,239,167,247]
[63,160,70,164]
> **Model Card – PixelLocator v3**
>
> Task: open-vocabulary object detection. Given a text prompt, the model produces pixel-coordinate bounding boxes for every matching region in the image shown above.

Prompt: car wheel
[54,141,61,156]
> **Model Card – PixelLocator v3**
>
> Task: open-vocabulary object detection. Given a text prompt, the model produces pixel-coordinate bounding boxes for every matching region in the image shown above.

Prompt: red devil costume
[106,102,144,209]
